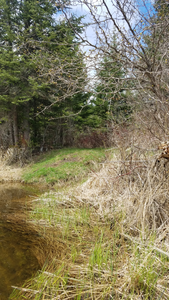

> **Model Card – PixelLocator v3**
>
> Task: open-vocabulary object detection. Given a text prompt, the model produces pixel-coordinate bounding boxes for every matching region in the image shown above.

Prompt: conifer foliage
[0,0,87,151]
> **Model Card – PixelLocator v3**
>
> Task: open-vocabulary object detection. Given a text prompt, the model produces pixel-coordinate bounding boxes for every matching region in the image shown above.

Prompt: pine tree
[0,0,87,150]
[93,34,131,125]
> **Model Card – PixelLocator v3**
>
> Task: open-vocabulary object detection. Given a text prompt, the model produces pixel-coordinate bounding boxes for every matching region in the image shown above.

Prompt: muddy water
[0,184,43,300]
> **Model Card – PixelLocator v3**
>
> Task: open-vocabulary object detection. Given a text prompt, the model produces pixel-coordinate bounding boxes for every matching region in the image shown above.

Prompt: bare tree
[60,0,169,142]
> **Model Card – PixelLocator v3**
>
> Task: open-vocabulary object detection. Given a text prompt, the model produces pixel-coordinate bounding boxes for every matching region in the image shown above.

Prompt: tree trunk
[23,102,30,147]
[12,104,19,146]
[33,97,38,145]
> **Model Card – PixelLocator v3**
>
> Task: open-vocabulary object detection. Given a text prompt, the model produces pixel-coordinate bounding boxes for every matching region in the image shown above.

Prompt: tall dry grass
[75,136,169,239]
[10,125,169,299]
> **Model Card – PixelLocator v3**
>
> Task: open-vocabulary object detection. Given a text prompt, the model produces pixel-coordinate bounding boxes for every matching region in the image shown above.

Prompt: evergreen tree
[0,0,87,150]
[93,35,131,125]
[68,34,132,140]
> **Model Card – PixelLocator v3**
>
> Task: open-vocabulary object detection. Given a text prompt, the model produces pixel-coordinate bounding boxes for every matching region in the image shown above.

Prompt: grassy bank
[10,147,169,299]
[23,148,107,186]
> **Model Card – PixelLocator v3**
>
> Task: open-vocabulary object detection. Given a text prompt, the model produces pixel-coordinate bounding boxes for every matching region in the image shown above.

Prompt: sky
[58,0,156,88]
[63,0,155,49]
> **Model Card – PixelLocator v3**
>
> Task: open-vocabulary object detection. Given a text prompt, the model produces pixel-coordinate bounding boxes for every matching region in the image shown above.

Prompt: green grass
[23,148,107,185]
[10,192,169,299]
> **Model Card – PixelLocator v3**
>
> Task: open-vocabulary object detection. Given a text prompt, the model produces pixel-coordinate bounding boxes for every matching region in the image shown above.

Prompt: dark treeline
[0,0,132,155]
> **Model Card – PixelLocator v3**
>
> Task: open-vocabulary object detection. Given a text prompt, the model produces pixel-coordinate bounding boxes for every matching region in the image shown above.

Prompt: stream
[0,184,44,300]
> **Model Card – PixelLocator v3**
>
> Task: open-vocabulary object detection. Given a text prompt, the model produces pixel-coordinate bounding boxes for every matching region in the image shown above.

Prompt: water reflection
[0,184,42,300]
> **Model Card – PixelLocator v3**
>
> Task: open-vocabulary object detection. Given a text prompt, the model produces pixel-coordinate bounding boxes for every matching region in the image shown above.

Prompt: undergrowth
[10,145,169,299]
[10,191,169,298]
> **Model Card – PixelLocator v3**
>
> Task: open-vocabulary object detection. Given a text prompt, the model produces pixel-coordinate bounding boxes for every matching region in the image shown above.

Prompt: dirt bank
[0,164,23,183]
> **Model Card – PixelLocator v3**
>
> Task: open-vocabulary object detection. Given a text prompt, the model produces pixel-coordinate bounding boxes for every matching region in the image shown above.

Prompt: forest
[1,1,169,299]
[0,0,169,157]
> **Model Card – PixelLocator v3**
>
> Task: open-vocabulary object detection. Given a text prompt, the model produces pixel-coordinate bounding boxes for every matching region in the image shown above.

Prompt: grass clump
[22,148,107,185]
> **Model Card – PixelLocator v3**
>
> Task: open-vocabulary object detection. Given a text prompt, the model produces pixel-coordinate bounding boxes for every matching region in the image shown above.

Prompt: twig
[11,286,40,294]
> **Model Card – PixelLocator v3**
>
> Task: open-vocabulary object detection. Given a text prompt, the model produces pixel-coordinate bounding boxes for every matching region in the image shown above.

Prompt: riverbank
[0,148,106,185]
[0,164,23,183]
[2,147,169,299]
